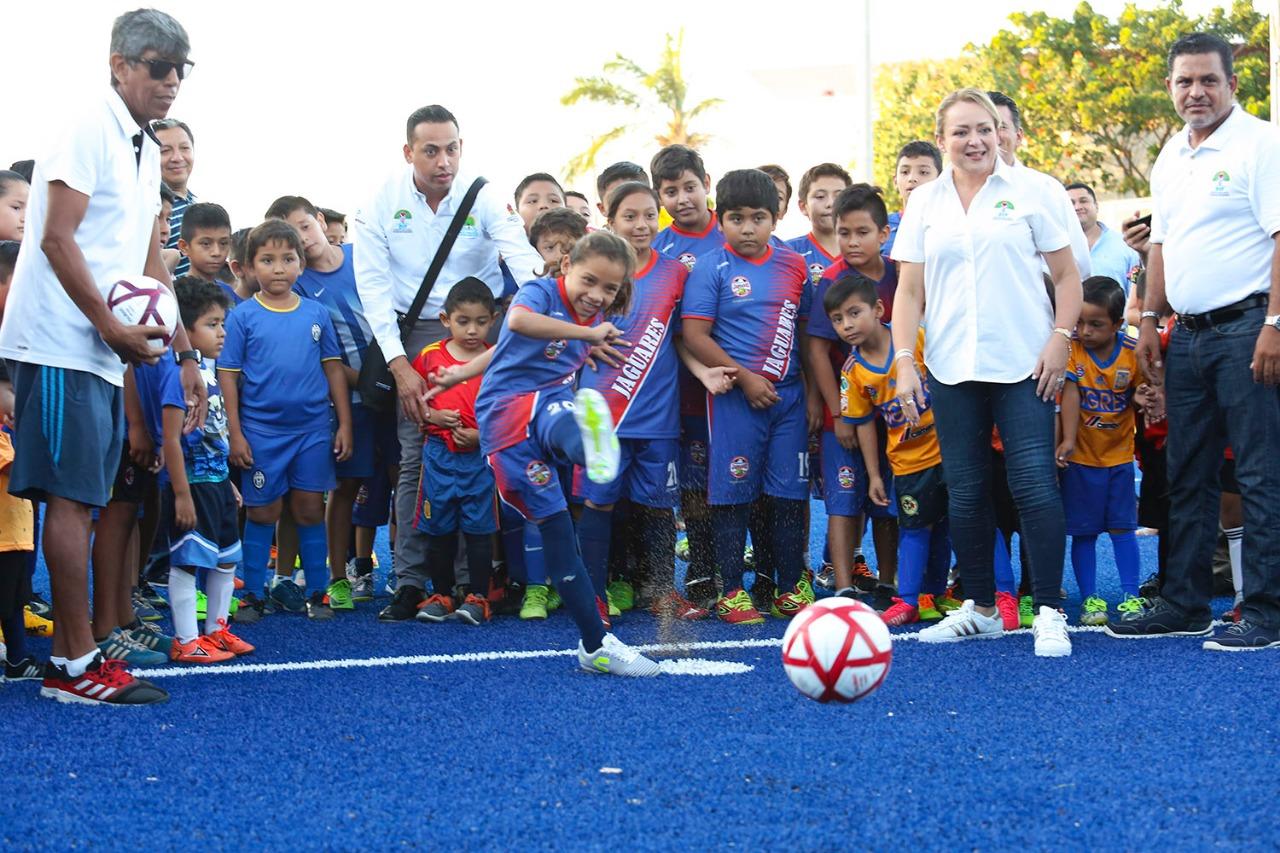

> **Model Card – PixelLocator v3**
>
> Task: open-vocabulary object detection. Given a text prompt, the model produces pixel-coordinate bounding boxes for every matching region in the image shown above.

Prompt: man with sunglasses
[152,118,197,276]
[0,8,207,705]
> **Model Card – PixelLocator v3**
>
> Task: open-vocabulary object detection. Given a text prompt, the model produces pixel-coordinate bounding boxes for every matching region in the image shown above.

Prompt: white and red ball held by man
[782,598,893,703]
[106,275,178,351]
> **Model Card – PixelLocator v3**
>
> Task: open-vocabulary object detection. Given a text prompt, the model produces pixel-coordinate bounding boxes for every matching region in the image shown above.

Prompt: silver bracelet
[893,349,915,363]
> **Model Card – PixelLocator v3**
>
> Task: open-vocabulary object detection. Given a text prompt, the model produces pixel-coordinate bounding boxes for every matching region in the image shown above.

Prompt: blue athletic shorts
[581,437,679,508]
[894,463,947,530]
[166,478,242,570]
[706,380,809,505]
[352,462,393,527]
[338,402,399,481]
[816,430,867,517]
[241,425,336,506]
[414,438,497,535]
[1061,461,1137,536]
[679,414,709,493]
[7,362,124,508]
[488,387,579,521]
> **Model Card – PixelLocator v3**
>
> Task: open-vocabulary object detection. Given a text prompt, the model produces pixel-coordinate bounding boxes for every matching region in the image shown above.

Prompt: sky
[3,0,1264,237]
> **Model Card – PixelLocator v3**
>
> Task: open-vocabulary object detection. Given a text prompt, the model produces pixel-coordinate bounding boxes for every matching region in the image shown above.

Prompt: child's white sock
[1225,526,1244,606]
[205,569,235,634]
[169,567,198,643]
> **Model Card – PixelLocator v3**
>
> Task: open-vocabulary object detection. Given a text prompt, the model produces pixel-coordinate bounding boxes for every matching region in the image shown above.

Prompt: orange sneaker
[233,576,245,591]
[207,619,255,656]
[170,635,234,664]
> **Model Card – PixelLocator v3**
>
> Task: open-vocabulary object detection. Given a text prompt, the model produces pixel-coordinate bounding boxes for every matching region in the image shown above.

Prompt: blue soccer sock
[297,522,328,598]
[1071,535,1099,599]
[1111,531,1140,598]
[924,518,952,596]
[766,496,805,590]
[897,527,930,607]
[993,534,1016,595]
[539,511,606,652]
[523,522,548,586]
[578,505,613,598]
[499,506,527,586]
[546,411,585,468]
[711,503,750,593]
[242,520,275,596]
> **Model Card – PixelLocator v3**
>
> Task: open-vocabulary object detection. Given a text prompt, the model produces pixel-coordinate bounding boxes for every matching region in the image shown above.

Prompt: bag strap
[398,176,488,340]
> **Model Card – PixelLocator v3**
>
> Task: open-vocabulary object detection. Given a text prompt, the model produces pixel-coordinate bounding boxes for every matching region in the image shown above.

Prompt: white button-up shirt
[0,87,161,386]
[891,156,1073,385]
[1150,105,1280,314]
[353,167,544,363]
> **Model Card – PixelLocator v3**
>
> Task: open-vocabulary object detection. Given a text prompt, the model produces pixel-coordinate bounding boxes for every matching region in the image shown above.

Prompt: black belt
[1176,293,1268,332]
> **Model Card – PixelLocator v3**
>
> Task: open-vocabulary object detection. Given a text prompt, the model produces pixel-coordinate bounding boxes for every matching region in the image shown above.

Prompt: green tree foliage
[873,1,1270,203]
[560,30,723,182]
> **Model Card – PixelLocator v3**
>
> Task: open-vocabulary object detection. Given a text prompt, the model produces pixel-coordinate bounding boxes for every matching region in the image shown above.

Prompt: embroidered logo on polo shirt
[730,276,751,298]
[393,209,413,233]
[460,215,480,239]
[1211,170,1230,196]
[311,323,322,342]
[993,200,1015,220]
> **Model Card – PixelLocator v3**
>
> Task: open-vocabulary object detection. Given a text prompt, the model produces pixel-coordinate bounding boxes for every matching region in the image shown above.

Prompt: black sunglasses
[130,57,195,81]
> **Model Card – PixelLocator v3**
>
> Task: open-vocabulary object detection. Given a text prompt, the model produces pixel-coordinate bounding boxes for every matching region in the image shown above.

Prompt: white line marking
[657,659,754,676]
[139,624,1108,679]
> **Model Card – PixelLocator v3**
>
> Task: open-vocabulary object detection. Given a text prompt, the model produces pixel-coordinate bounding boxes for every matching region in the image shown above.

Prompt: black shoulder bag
[358,177,488,412]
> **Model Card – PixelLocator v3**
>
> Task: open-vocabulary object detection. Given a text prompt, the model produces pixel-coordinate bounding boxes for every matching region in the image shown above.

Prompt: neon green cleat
[936,589,965,613]
[1116,594,1146,617]
[327,578,355,611]
[573,388,621,484]
[520,584,550,620]
[1080,595,1109,626]
[1019,595,1035,629]
[195,591,239,621]
[674,537,690,561]
[770,570,815,619]
[917,593,943,622]
[606,580,634,613]
[546,585,562,612]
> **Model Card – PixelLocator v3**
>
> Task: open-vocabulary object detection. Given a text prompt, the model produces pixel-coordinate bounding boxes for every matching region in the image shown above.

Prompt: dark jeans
[929,375,1065,609]
[1163,306,1280,628]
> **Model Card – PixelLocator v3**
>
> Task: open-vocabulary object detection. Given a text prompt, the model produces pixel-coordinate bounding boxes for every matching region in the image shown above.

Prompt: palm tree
[560,29,723,182]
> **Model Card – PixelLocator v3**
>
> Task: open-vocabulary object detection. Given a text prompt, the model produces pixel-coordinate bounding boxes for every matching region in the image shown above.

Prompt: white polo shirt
[0,87,161,386]
[1150,105,1280,314]
[353,167,545,363]
[891,156,1073,385]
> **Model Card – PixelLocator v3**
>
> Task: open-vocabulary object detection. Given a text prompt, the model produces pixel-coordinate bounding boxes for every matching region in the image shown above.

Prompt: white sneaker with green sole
[573,388,621,484]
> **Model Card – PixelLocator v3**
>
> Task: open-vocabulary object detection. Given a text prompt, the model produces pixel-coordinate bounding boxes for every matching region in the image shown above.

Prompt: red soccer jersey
[413,338,490,453]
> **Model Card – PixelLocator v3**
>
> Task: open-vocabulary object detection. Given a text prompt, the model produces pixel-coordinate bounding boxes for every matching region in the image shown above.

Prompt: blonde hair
[935,88,1001,139]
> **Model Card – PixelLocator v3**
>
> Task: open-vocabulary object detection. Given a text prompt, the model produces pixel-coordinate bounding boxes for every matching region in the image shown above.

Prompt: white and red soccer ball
[781,598,892,703]
[106,275,178,351]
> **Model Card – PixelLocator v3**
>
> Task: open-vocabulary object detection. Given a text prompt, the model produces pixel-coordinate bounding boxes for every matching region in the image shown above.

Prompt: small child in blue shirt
[218,220,352,620]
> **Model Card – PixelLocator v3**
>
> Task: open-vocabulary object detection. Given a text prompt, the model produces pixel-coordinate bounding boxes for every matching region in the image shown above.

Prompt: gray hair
[110,9,190,61]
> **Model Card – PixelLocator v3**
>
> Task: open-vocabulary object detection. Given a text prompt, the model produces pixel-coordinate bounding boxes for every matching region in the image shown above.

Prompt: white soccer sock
[65,649,98,678]
[169,567,199,643]
[204,568,235,634]
[1225,526,1244,606]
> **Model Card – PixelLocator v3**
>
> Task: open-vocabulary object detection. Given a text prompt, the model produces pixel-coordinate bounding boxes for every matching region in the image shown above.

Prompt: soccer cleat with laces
[416,594,455,623]
[130,588,163,622]
[606,579,635,612]
[136,581,169,611]
[123,620,173,654]
[880,598,920,627]
[206,619,255,656]
[1116,595,1146,618]
[326,578,355,611]
[674,537,691,562]
[378,585,423,622]
[1018,595,1035,629]
[771,571,816,619]
[1080,595,1109,626]
[574,388,621,484]
[546,585,562,612]
[41,656,168,705]
[97,628,168,667]
[717,588,766,625]
[995,591,1021,631]
[815,563,835,590]
[918,599,1004,643]
[1032,606,1072,657]
[917,593,943,622]
[520,584,550,620]
[937,588,966,614]
[452,594,491,625]
[651,590,710,621]
[351,574,375,603]
[577,632,660,677]
[171,635,234,664]
[270,576,306,613]
[850,555,878,592]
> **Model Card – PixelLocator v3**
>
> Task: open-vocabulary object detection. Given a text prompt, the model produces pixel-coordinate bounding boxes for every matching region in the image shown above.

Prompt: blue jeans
[1164,306,1280,628]
[929,375,1065,608]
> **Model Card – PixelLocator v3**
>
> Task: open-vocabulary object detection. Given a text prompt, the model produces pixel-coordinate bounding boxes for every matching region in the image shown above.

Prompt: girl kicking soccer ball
[429,231,660,676]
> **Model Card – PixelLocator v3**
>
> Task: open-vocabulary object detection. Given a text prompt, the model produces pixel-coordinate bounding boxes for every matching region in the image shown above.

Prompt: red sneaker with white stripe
[40,656,169,705]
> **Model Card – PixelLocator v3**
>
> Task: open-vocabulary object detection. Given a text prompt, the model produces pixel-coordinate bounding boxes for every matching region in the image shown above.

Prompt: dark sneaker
[137,581,169,610]
[451,594,491,625]
[233,592,272,624]
[40,656,169,705]
[748,577,776,614]
[491,583,523,617]
[850,555,878,592]
[4,656,46,681]
[351,574,375,603]
[870,584,898,613]
[683,575,718,611]
[1103,596,1212,639]
[1138,571,1162,600]
[415,594,455,623]
[130,588,163,622]
[1203,620,1280,652]
[122,621,173,655]
[306,592,334,621]
[269,577,306,613]
[26,593,53,619]
[378,586,424,622]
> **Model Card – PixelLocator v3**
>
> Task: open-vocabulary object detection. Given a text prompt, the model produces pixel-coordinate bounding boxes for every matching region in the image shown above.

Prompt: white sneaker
[918,599,1004,643]
[1032,606,1072,657]
[577,632,660,677]
[573,388,621,484]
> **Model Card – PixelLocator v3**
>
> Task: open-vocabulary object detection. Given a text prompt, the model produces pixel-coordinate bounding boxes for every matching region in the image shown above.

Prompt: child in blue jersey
[268,195,391,608]
[577,182,735,620]
[162,280,256,663]
[787,164,852,286]
[682,169,814,625]
[428,232,660,676]
[218,220,353,620]
[177,202,238,306]
[885,141,942,257]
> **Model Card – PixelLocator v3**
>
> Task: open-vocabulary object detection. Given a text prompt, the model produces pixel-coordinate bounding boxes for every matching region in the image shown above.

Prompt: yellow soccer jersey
[840,327,941,476]
[1066,332,1145,468]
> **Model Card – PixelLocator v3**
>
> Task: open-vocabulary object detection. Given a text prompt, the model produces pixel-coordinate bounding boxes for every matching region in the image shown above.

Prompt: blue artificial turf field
[3,500,1278,851]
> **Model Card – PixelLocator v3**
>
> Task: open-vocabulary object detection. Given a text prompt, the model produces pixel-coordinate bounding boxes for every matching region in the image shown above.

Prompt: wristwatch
[1265,315,1280,332]
[176,349,200,363]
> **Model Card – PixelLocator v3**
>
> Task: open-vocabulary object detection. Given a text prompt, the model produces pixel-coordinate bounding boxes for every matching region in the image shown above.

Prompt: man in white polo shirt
[1108,33,1280,651]
[354,104,543,621]
[0,9,207,704]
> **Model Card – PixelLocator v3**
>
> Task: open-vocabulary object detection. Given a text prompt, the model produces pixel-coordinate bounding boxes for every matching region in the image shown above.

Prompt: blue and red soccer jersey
[682,244,811,386]
[808,256,899,343]
[785,233,840,287]
[577,252,687,439]
[413,338,490,453]
[476,276,597,456]
[652,216,723,273]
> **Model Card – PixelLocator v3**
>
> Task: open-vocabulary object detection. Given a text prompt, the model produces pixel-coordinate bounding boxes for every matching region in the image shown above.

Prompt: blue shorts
[414,438,497,535]
[816,430,867,517]
[581,437,679,508]
[488,387,579,521]
[241,426,337,506]
[167,479,242,570]
[706,380,809,505]
[1061,462,1138,536]
[7,363,124,508]
[352,463,393,527]
[337,403,399,481]
[679,415,709,492]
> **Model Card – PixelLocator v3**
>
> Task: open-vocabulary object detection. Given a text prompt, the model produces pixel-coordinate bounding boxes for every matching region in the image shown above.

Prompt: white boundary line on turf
[139,625,1107,679]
